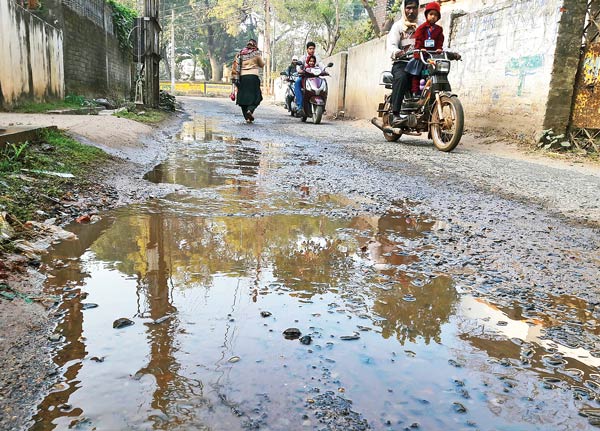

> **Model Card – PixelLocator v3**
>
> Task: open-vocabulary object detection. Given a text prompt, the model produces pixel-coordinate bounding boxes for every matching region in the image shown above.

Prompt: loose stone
[113,318,135,329]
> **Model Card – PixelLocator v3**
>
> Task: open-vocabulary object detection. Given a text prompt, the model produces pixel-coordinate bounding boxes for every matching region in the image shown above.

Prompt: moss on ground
[113,109,168,124]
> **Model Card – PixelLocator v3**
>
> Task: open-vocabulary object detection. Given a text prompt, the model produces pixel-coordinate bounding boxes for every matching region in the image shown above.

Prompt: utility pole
[264,0,271,95]
[170,9,175,94]
[272,9,276,75]
[143,0,161,108]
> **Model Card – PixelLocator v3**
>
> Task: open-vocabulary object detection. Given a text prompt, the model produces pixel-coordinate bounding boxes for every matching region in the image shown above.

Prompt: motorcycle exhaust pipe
[371,117,384,131]
[372,117,403,135]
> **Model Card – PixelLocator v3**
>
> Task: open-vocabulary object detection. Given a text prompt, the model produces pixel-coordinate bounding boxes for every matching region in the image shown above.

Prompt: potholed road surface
[31,98,600,430]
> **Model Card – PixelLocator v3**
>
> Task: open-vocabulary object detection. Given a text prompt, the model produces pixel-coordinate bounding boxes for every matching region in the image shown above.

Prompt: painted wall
[0,0,64,109]
[344,37,389,120]
[322,52,348,117]
[448,0,564,138]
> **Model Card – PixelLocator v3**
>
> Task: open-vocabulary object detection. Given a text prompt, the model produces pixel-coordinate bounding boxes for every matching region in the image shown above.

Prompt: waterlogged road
[31,98,600,430]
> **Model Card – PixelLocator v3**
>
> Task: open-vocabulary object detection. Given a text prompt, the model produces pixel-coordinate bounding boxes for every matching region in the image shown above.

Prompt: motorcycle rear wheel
[313,105,324,124]
[431,96,464,152]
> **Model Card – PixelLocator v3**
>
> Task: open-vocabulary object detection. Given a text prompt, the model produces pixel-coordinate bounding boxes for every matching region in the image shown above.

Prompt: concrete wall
[40,0,132,98]
[344,37,389,120]
[0,0,64,109]
[322,52,347,117]
[448,0,564,138]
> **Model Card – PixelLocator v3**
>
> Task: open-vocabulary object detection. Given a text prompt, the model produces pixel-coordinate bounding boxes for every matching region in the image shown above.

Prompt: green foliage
[0,131,109,223]
[107,0,137,50]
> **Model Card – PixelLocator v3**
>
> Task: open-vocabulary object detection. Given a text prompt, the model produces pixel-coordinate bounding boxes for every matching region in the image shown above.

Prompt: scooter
[280,70,297,115]
[371,50,464,152]
[289,61,334,124]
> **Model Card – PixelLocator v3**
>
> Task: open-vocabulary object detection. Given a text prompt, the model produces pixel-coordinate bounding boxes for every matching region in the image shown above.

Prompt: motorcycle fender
[310,97,325,105]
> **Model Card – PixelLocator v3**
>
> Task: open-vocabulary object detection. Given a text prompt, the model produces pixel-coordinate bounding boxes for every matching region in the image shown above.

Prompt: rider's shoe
[298,108,305,117]
[246,111,254,123]
[392,115,408,126]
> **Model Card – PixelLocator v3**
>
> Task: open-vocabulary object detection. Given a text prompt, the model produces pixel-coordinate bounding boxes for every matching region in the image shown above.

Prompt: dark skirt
[405,58,424,76]
[236,75,263,107]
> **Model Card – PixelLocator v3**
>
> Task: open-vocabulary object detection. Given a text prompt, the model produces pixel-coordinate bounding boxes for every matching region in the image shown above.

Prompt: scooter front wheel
[313,105,324,124]
[431,96,464,152]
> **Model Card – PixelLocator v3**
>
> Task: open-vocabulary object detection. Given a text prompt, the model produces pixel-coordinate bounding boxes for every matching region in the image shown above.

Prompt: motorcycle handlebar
[404,50,461,63]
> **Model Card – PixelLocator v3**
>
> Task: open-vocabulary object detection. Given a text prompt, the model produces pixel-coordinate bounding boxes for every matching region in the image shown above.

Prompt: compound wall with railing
[40,0,131,98]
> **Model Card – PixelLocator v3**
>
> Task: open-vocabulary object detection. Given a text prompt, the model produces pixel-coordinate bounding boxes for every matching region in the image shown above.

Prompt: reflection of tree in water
[372,275,457,345]
[91,213,351,292]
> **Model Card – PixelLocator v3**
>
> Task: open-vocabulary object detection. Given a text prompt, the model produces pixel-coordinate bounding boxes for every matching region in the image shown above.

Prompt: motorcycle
[288,61,334,124]
[280,70,298,115]
[371,50,464,152]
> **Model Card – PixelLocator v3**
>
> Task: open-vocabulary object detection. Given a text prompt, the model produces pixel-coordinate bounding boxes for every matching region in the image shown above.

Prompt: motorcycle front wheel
[313,105,324,124]
[430,96,464,152]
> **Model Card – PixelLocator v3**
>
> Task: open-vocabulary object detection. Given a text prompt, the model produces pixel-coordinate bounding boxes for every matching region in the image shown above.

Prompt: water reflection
[31,118,598,430]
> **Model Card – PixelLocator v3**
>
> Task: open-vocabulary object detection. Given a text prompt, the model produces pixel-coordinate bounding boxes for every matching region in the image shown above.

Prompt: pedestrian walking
[232,38,265,123]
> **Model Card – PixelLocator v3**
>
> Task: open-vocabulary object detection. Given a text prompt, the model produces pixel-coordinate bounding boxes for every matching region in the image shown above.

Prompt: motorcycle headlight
[436,60,451,74]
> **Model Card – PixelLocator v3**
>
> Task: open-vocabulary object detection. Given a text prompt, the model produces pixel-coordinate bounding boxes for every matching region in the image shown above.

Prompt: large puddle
[31,118,600,430]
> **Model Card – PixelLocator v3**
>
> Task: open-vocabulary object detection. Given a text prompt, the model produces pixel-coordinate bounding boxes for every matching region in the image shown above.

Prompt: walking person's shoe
[246,110,254,123]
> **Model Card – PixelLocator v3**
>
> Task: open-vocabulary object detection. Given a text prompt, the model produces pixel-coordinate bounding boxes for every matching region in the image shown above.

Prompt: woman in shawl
[232,39,265,123]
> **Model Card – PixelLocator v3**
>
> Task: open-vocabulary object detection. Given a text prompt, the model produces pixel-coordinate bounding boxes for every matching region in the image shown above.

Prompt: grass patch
[13,100,85,113]
[0,130,110,223]
[13,94,95,113]
[113,109,169,124]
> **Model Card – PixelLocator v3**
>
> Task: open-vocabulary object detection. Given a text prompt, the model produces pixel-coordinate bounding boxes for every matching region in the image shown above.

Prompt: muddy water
[32,119,600,430]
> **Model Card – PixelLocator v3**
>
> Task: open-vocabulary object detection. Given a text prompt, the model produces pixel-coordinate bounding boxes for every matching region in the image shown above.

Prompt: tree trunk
[209,55,221,82]
[191,57,197,81]
[325,0,341,56]
[361,0,381,37]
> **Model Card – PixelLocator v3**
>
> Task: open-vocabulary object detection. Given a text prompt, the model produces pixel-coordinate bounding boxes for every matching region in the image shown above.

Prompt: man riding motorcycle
[386,0,420,126]
[294,41,324,116]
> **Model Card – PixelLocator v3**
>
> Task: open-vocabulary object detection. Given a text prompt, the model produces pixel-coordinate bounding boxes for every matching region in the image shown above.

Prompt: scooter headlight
[436,60,451,74]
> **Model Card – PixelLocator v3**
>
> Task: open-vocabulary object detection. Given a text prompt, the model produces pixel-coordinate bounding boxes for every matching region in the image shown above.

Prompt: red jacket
[413,22,444,57]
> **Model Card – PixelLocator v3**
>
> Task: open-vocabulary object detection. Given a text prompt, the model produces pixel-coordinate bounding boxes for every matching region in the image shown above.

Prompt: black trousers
[391,61,410,114]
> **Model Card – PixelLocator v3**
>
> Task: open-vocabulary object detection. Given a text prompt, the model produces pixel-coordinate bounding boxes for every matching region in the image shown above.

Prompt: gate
[570,0,600,152]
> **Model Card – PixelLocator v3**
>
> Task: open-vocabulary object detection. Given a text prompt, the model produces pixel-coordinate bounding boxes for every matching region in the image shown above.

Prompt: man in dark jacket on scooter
[386,0,420,126]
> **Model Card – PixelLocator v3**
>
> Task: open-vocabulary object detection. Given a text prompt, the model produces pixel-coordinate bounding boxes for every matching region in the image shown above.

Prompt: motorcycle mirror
[295,60,303,66]
[280,71,287,76]
[327,62,334,67]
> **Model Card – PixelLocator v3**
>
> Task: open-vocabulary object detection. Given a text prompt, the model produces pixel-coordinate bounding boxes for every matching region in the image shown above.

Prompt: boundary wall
[327,0,585,140]
[0,0,64,109]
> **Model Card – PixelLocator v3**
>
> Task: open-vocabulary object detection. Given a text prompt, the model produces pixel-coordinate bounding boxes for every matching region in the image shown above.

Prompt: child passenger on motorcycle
[306,55,317,68]
[406,2,444,97]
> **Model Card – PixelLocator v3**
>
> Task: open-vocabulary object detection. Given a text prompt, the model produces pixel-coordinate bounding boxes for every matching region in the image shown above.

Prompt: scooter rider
[386,0,420,126]
[295,42,324,115]
[285,55,299,77]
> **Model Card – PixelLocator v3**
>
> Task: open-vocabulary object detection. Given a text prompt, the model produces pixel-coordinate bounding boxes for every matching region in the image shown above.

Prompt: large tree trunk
[209,55,221,82]
[361,0,381,37]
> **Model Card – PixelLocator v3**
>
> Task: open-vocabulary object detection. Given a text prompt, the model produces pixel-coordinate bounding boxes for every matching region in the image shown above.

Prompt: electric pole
[264,0,271,95]
[143,0,161,108]
[171,9,175,94]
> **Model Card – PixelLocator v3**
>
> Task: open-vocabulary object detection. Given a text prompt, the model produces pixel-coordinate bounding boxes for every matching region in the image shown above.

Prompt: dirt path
[2,98,599,430]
